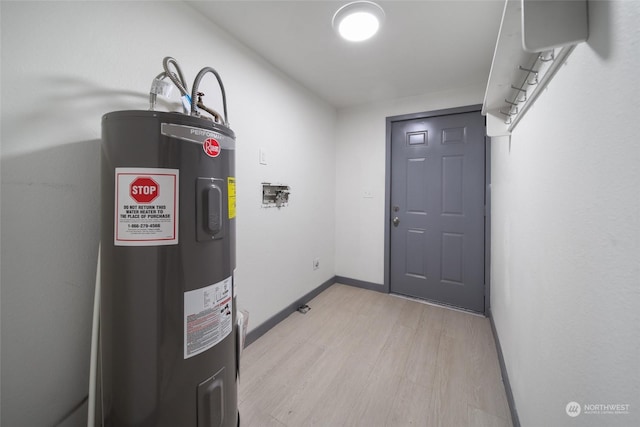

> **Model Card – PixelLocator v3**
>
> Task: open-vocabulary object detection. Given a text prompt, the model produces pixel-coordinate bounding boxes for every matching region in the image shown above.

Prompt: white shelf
[482,0,588,137]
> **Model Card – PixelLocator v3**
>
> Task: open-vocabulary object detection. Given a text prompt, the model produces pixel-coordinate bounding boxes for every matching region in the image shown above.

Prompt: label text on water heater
[115,168,179,246]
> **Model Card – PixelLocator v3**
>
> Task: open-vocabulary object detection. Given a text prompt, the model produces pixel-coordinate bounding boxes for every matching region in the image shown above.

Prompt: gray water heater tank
[100,110,238,427]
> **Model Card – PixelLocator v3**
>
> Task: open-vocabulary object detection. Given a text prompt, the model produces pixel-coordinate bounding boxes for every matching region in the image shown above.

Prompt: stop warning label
[130,177,159,203]
[115,167,179,246]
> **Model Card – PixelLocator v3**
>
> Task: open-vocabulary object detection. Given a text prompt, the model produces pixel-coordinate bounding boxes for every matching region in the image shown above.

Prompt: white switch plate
[259,148,267,165]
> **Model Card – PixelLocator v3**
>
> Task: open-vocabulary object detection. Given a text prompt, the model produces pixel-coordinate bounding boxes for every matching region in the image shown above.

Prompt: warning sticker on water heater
[227,177,236,219]
[115,168,179,246]
[184,276,233,359]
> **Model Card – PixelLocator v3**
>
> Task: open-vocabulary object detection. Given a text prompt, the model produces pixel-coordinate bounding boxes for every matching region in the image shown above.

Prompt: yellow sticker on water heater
[227,177,236,219]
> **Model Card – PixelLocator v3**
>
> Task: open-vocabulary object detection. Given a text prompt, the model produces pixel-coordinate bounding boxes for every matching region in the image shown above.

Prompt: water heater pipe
[162,56,189,98]
[190,67,228,125]
[87,243,101,427]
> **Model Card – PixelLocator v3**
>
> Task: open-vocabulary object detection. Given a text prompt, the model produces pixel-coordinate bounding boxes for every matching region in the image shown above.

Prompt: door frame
[384,104,491,315]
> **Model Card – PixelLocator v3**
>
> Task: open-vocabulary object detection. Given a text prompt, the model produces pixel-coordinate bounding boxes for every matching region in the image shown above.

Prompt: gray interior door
[389,110,485,312]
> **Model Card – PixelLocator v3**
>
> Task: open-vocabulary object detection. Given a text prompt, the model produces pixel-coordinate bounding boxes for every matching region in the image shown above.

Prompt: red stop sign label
[130,177,159,203]
[204,138,221,158]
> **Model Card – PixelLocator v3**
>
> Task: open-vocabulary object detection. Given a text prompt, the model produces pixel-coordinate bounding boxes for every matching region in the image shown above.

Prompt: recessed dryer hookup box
[261,183,290,208]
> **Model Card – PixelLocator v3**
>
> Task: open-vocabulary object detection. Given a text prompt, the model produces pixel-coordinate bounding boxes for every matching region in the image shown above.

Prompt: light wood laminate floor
[239,284,512,427]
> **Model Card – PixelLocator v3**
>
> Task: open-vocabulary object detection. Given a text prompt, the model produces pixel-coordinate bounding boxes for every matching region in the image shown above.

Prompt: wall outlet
[313,258,320,270]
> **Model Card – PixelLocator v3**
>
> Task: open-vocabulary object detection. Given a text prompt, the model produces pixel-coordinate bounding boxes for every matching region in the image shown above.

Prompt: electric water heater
[99,59,238,427]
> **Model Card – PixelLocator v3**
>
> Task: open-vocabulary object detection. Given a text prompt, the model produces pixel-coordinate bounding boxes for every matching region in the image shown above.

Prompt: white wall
[334,86,486,285]
[0,2,335,425]
[490,1,640,426]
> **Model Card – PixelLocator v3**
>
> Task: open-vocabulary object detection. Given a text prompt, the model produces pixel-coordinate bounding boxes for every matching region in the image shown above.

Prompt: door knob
[393,217,400,227]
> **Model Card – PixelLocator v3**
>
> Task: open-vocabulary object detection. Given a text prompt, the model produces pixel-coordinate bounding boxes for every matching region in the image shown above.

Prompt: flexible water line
[162,57,191,114]
[87,243,101,427]
[162,57,189,97]
[190,67,229,125]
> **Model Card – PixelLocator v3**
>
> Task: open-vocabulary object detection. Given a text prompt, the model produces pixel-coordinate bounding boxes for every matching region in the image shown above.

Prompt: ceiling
[187,1,505,108]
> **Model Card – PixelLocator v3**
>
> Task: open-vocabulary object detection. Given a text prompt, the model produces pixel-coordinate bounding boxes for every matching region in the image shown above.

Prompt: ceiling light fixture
[332,1,385,42]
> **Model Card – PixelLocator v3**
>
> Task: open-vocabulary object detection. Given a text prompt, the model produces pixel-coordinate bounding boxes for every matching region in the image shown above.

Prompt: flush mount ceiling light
[332,1,385,42]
